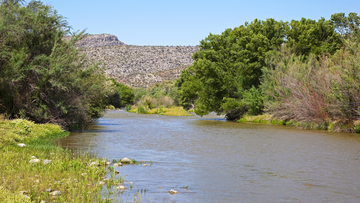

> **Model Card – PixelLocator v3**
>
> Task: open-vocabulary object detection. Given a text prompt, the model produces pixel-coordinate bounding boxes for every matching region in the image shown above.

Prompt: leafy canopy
[0,1,108,130]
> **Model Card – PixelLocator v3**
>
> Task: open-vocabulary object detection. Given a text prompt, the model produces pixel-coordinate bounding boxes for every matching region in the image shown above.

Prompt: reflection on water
[60,111,360,202]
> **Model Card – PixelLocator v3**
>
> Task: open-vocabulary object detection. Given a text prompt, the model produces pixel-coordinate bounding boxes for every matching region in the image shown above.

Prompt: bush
[137,106,147,114]
[0,1,108,130]
[261,41,360,130]
[125,105,132,112]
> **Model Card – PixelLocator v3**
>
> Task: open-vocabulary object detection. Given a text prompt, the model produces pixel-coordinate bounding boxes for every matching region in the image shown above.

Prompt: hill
[74,34,198,87]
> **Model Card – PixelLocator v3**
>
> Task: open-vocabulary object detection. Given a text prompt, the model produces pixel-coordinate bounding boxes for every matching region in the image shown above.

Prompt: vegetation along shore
[1,0,360,202]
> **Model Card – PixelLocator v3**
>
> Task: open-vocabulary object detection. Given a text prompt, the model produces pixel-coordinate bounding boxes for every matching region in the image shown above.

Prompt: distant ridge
[64,34,125,48]
[71,34,198,87]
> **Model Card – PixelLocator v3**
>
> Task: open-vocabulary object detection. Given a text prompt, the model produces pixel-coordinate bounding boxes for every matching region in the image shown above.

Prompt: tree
[107,79,134,108]
[331,12,360,42]
[286,17,343,56]
[0,1,108,130]
[179,18,286,117]
[175,68,202,109]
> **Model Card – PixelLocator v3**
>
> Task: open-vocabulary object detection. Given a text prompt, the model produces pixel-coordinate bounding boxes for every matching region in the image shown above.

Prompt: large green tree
[178,18,286,119]
[286,17,342,56]
[0,1,108,130]
[177,16,343,120]
[331,12,360,42]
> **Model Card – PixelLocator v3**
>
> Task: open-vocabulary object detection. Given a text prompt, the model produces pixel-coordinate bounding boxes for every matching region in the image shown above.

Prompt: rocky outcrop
[71,34,199,87]
[64,34,125,48]
[81,44,198,87]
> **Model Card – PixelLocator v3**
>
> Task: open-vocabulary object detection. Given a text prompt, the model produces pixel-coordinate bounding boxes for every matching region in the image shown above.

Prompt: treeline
[0,1,134,130]
[176,13,360,131]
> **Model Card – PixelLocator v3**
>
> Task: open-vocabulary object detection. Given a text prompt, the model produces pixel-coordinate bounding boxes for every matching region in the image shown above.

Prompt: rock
[99,181,106,185]
[169,189,178,194]
[143,164,148,166]
[106,161,111,165]
[19,191,28,195]
[43,159,51,165]
[46,188,52,192]
[120,157,131,163]
[40,200,46,203]
[29,159,40,164]
[129,182,133,185]
[17,143,26,147]
[89,162,99,166]
[50,191,61,196]
[114,163,122,167]
[116,185,125,190]
[114,170,120,174]
[31,156,36,159]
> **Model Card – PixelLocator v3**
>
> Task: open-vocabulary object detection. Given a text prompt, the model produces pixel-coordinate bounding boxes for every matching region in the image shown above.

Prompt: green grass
[0,116,123,203]
[129,106,193,116]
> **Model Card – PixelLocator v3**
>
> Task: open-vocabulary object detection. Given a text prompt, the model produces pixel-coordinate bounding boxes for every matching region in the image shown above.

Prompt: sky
[40,0,360,46]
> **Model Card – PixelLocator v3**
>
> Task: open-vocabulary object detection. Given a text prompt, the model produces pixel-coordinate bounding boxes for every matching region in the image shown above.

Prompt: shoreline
[0,117,111,202]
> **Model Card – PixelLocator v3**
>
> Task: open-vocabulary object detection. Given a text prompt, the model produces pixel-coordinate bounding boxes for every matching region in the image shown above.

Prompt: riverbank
[237,114,360,133]
[128,106,192,116]
[0,115,110,202]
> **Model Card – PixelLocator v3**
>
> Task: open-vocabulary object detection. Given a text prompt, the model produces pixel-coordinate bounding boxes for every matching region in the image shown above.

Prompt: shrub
[0,2,108,130]
[137,105,147,114]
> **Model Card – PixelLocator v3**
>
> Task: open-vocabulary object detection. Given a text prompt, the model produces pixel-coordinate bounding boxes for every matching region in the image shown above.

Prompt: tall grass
[262,41,360,131]
[0,116,126,202]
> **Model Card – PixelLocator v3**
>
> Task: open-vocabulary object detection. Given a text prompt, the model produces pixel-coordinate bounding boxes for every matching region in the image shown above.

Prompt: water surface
[60,110,360,202]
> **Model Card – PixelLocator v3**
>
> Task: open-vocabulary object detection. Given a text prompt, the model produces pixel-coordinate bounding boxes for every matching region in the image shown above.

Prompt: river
[60,110,360,203]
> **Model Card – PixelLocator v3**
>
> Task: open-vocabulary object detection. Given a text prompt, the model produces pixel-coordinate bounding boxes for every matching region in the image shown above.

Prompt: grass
[0,115,123,202]
[129,106,193,116]
[237,114,360,133]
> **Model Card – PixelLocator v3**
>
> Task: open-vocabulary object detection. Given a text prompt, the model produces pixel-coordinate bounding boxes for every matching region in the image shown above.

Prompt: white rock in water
[17,143,26,147]
[43,159,51,165]
[106,161,111,165]
[143,164,148,166]
[120,157,131,163]
[169,189,178,194]
[116,185,125,190]
[50,191,61,196]
[129,182,133,184]
[29,159,40,164]
[114,163,120,166]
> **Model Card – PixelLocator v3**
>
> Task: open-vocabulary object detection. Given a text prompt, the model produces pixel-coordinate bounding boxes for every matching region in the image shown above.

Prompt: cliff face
[64,34,125,48]
[76,34,125,48]
[73,34,198,87]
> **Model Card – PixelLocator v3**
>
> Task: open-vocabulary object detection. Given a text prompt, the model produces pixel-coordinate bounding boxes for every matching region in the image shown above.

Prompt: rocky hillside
[72,34,198,87]
[64,34,125,48]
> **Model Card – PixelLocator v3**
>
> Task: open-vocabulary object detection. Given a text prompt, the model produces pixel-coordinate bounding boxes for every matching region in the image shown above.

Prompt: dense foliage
[177,14,360,123]
[107,78,134,108]
[133,81,179,109]
[0,1,108,130]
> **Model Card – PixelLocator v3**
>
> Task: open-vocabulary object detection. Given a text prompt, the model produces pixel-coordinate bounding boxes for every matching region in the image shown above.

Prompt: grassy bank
[0,115,110,202]
[237,114,360,133]
[129,106,192,116]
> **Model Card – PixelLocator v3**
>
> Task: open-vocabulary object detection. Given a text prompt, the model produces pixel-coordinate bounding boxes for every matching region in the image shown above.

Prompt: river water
[60,110,360,203]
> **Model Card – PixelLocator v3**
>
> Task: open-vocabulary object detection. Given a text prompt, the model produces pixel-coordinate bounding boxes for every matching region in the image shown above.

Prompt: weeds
[0,116,131,202]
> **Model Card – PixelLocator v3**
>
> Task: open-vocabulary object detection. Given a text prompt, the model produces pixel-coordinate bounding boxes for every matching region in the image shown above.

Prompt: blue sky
[41,0,360,46]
